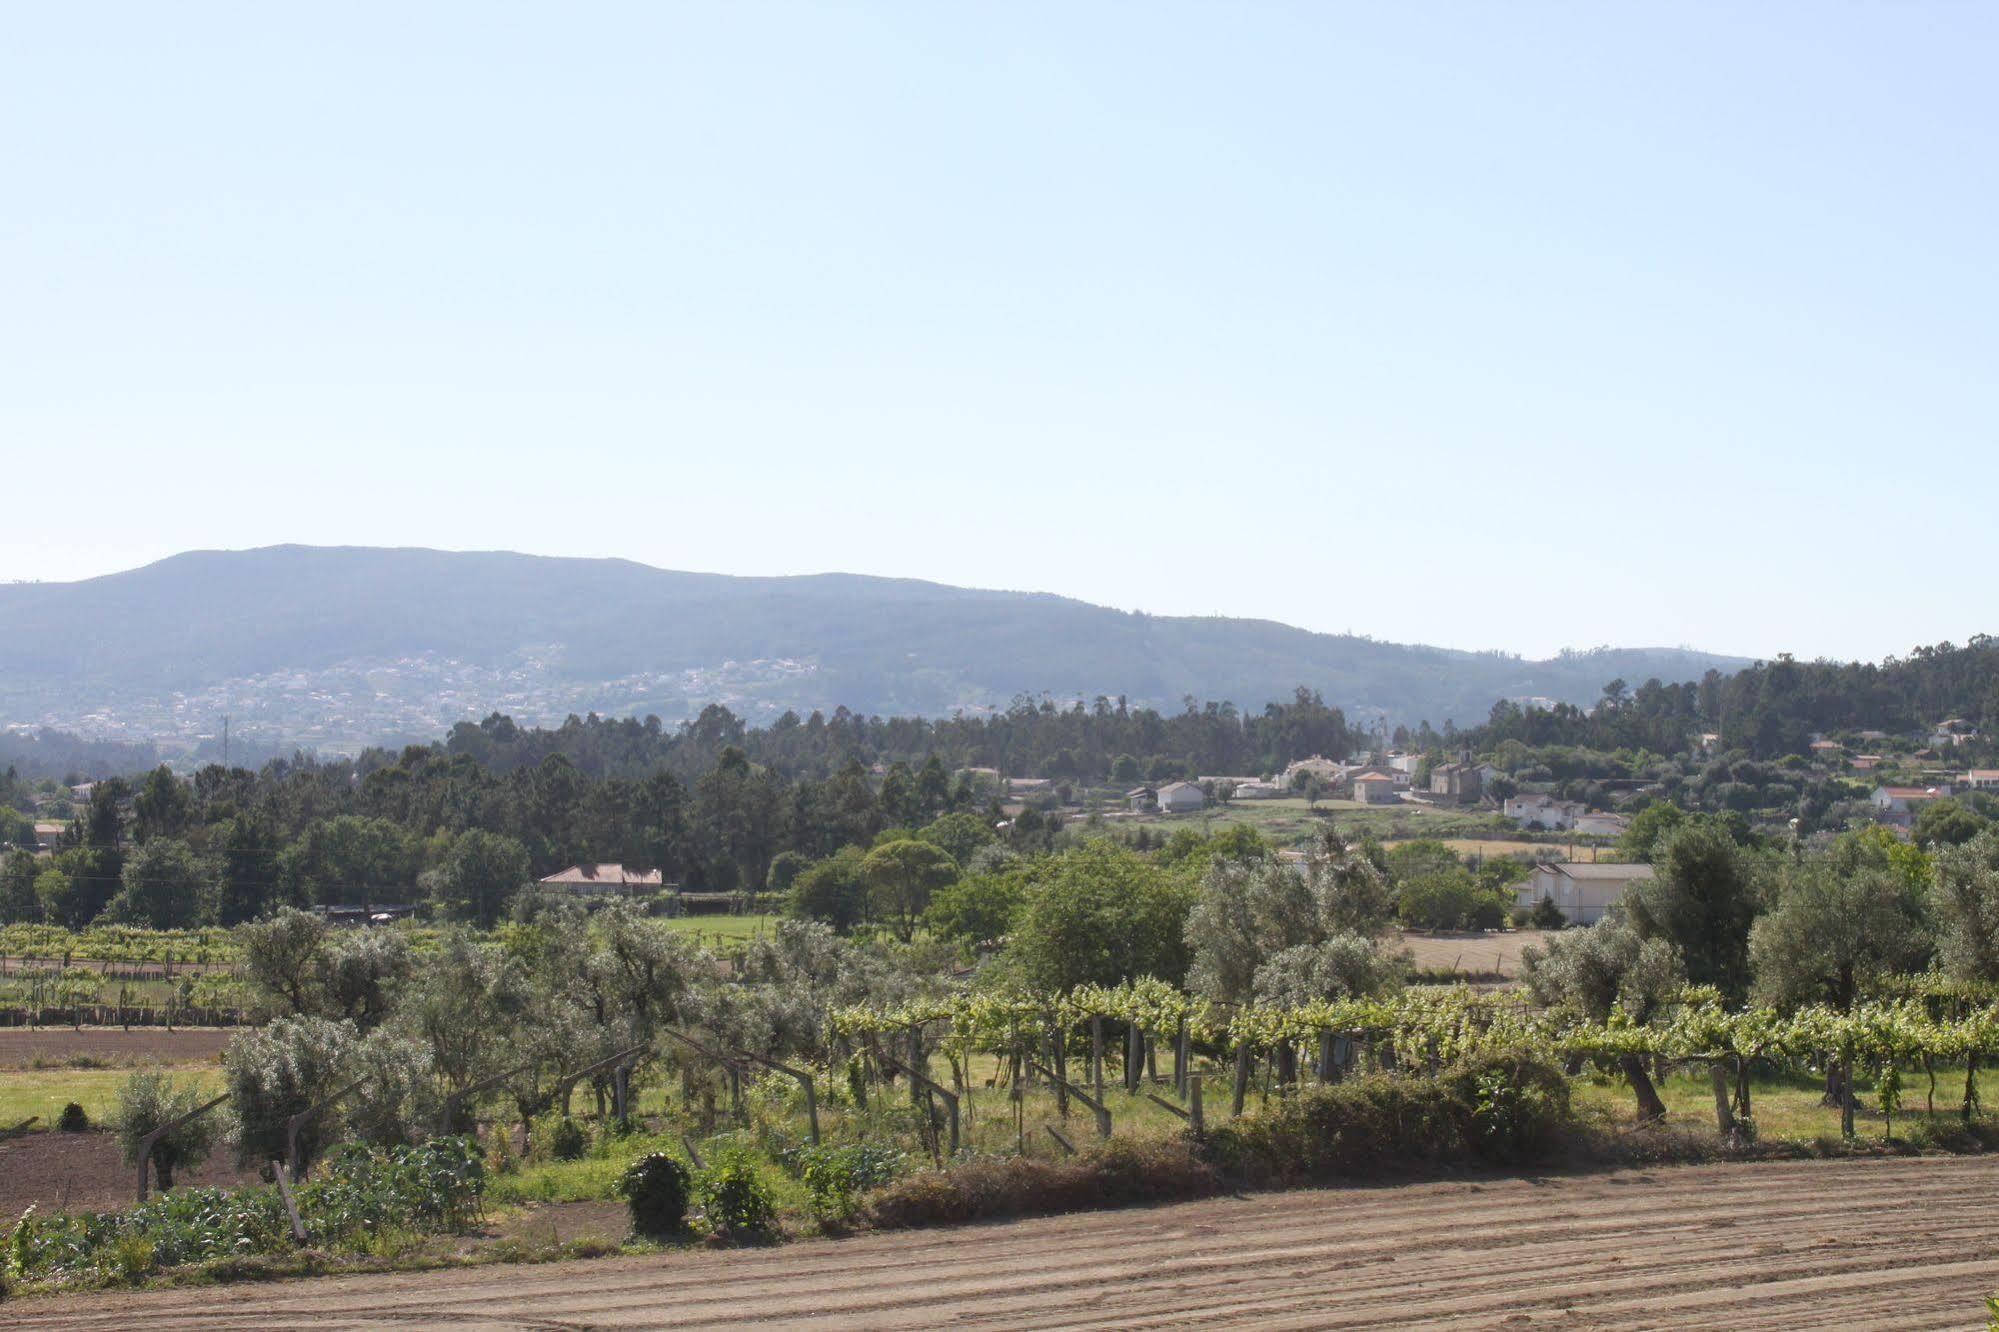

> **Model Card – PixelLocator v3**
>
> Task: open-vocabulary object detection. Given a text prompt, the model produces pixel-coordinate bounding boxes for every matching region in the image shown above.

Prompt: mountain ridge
[0,546,1752,738]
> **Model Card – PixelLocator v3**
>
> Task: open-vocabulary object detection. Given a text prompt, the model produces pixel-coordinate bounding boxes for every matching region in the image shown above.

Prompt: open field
[0,1125,259,1217]
[656,913,781,945]
[1397,929,1555,978]
[13,1155,1999,1329]
[0,1027,235,1069]
[0,1064,223,1144]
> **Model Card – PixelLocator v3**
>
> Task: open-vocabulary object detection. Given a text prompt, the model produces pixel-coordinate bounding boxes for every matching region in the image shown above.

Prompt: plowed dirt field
[12,1155,1999,1329]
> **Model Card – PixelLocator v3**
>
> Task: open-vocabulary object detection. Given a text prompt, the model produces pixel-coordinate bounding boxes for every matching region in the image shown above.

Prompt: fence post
[1232,1041,1252,1116]
[1190,1075,1204,1135]
[1126,1023,1142,1092]
[1175,1021,1189,1096]
[1027,1059,1111,1139]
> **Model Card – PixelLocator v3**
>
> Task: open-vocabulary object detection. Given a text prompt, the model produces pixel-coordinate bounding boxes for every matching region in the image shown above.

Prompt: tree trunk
[1839,1061,1856,1140]
[1620,1053,1668,1121]
[1964,1053,1980,1125]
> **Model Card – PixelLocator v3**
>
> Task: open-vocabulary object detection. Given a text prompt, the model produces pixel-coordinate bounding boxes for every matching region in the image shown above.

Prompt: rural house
[1514,861,1657,925]
[1428,759,1483,805]
[1125,785,1158,813]
[538,863,664,897]
[1504,793,1582,831]
[1871,785,1953,822]
[1352,772,1399,805]
[1156,781,1208,814]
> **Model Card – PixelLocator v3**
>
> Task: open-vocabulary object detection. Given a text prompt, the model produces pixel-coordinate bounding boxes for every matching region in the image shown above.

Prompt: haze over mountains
[0,547,1749,755]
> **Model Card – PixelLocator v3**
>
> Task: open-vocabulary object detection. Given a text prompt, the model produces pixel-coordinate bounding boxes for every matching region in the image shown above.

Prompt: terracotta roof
[538,863,663,889]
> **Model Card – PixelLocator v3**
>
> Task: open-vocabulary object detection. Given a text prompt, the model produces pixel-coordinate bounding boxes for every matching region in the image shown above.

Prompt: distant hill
[0,546,1750,740]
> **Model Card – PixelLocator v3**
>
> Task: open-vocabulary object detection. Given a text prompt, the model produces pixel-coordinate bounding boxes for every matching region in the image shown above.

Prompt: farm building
[1126,785,1158,812]
[1513,861,1656,925]
[1231,780,1286,800]
[539,863,664,897]
[1156,781,1208,814]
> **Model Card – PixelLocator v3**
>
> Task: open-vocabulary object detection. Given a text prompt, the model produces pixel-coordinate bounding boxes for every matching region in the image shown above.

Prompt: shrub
[483,1126,520,1177]
[1205,1052,1574,1186]
[614,1153,692,1237]
[56,1102,90,1133]
[1530,895,1566,930]
[113,1070,222,1191]
[868,1137,1219,1230]
[296,1138,487,1241]
[698,1153,777,1239]
[781,1142,907,1225]
[528,1113,587,1163]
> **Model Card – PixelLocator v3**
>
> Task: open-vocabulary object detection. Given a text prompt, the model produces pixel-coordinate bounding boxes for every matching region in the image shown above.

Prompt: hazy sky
[4,3,1993,662]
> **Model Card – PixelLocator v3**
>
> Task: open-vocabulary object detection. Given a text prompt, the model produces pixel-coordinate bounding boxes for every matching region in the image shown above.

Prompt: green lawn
[655,914,781,946]
[0,1064,223,1131]
[1572,1061,1999,1146]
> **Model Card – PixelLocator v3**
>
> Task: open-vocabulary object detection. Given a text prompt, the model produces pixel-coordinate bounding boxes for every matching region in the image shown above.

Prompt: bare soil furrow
[11,1156,1999,1330]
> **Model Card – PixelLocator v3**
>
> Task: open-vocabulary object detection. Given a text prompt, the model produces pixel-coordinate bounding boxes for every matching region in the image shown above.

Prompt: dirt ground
[1397,929,1553,978]
[12,1155,1999,1329]
[0,1129,262,1216]
[0,1027,234,1069]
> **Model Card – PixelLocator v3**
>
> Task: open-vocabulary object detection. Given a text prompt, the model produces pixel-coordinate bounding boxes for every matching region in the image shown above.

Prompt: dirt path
[13,1155,1999,1329]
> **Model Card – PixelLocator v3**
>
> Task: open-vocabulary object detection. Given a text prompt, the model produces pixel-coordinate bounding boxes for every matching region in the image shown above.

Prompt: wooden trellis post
[734,1049,820,1145]
[1028,1059,1111,1139]
[1232,1040,1253,1116]
[1090,1016,1104,1097]
[879,1048,959,1159]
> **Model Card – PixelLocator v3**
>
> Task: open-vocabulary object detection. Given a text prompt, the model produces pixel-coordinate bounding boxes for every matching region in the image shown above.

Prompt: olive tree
[1932,828,1999,985]
[223,1013,355,1172]
[1522,919,1685,1119]
[1186,837,1394,1002]
[114,1070,222,1191]
[235,907,330,1016]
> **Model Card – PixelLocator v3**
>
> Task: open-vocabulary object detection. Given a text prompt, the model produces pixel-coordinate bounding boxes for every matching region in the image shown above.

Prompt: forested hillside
[0,546,1746,733]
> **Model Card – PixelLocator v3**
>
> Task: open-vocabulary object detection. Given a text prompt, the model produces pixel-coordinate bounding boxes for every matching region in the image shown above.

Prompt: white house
[1514,861,1657,925]
[1932,720,1980,749]
[1231,780,1286,800]
[1871,785,1952,821]
[1156,781,1208,814]
[1505,793,1582,831]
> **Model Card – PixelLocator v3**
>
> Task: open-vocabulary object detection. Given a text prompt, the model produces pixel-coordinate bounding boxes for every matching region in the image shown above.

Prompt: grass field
[0,1064,224,1131]
[1574,1061,1999,1145]
[655,914,782,945]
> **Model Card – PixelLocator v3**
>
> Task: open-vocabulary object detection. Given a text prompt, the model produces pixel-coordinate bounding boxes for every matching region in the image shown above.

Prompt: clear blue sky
[4,3,1993,663]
